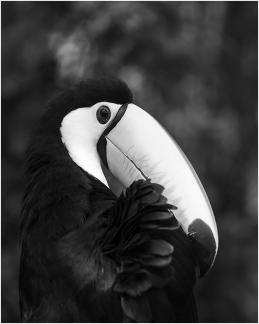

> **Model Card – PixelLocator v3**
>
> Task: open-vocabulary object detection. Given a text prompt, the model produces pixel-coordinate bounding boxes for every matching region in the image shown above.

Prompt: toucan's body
[20,78,218,322]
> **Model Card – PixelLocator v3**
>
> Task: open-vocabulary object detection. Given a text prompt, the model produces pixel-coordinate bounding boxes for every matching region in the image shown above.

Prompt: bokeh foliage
[2,2,258,322]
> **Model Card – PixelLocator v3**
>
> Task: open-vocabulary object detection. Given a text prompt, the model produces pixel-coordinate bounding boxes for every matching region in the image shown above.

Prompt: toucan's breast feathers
[98,179,197,322]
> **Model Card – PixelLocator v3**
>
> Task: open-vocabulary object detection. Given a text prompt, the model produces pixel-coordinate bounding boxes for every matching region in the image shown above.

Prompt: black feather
[96,179,198,322]
[121,295,152,322]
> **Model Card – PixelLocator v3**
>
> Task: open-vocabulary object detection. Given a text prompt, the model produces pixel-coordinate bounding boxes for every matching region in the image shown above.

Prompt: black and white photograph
[1,1,258,323]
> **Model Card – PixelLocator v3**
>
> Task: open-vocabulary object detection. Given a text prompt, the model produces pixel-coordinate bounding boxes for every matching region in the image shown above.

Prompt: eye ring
[96,105,111,124]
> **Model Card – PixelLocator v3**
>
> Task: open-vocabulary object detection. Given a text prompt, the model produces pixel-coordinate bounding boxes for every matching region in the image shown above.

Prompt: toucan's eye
[96,106,111,124]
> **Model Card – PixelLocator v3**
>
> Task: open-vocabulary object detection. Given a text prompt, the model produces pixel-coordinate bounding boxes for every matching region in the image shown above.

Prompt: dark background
[2,2,258,322]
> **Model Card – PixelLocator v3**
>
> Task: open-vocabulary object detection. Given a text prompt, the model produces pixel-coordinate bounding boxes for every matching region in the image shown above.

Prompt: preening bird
[20,78,218,322]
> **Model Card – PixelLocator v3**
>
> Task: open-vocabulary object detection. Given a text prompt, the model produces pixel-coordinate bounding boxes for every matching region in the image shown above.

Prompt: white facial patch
[60,102,121,186]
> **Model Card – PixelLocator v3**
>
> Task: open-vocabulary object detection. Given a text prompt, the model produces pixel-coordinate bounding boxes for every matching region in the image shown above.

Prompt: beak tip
[188,218,218,277]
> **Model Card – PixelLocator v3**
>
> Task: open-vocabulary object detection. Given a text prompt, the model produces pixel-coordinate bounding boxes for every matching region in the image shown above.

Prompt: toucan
[19,78,218,323]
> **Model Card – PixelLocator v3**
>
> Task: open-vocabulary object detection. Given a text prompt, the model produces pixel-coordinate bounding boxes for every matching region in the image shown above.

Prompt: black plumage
[20,78,198,322]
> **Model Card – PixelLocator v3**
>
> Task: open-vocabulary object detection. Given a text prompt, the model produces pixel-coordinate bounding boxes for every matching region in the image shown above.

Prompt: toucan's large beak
[98,103,218,277]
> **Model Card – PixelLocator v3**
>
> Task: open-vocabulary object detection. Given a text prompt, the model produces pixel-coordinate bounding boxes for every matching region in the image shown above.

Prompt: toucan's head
[46,77,218,276]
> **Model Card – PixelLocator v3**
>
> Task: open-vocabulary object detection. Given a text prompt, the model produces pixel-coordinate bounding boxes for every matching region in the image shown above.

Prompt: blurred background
[1,2,258,322]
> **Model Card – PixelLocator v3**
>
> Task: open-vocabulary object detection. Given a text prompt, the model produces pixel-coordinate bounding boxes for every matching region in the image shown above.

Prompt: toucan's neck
[60,131,108,187]
[22,125,114,239]
[26,121,109,190]
[25,119,75,181]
